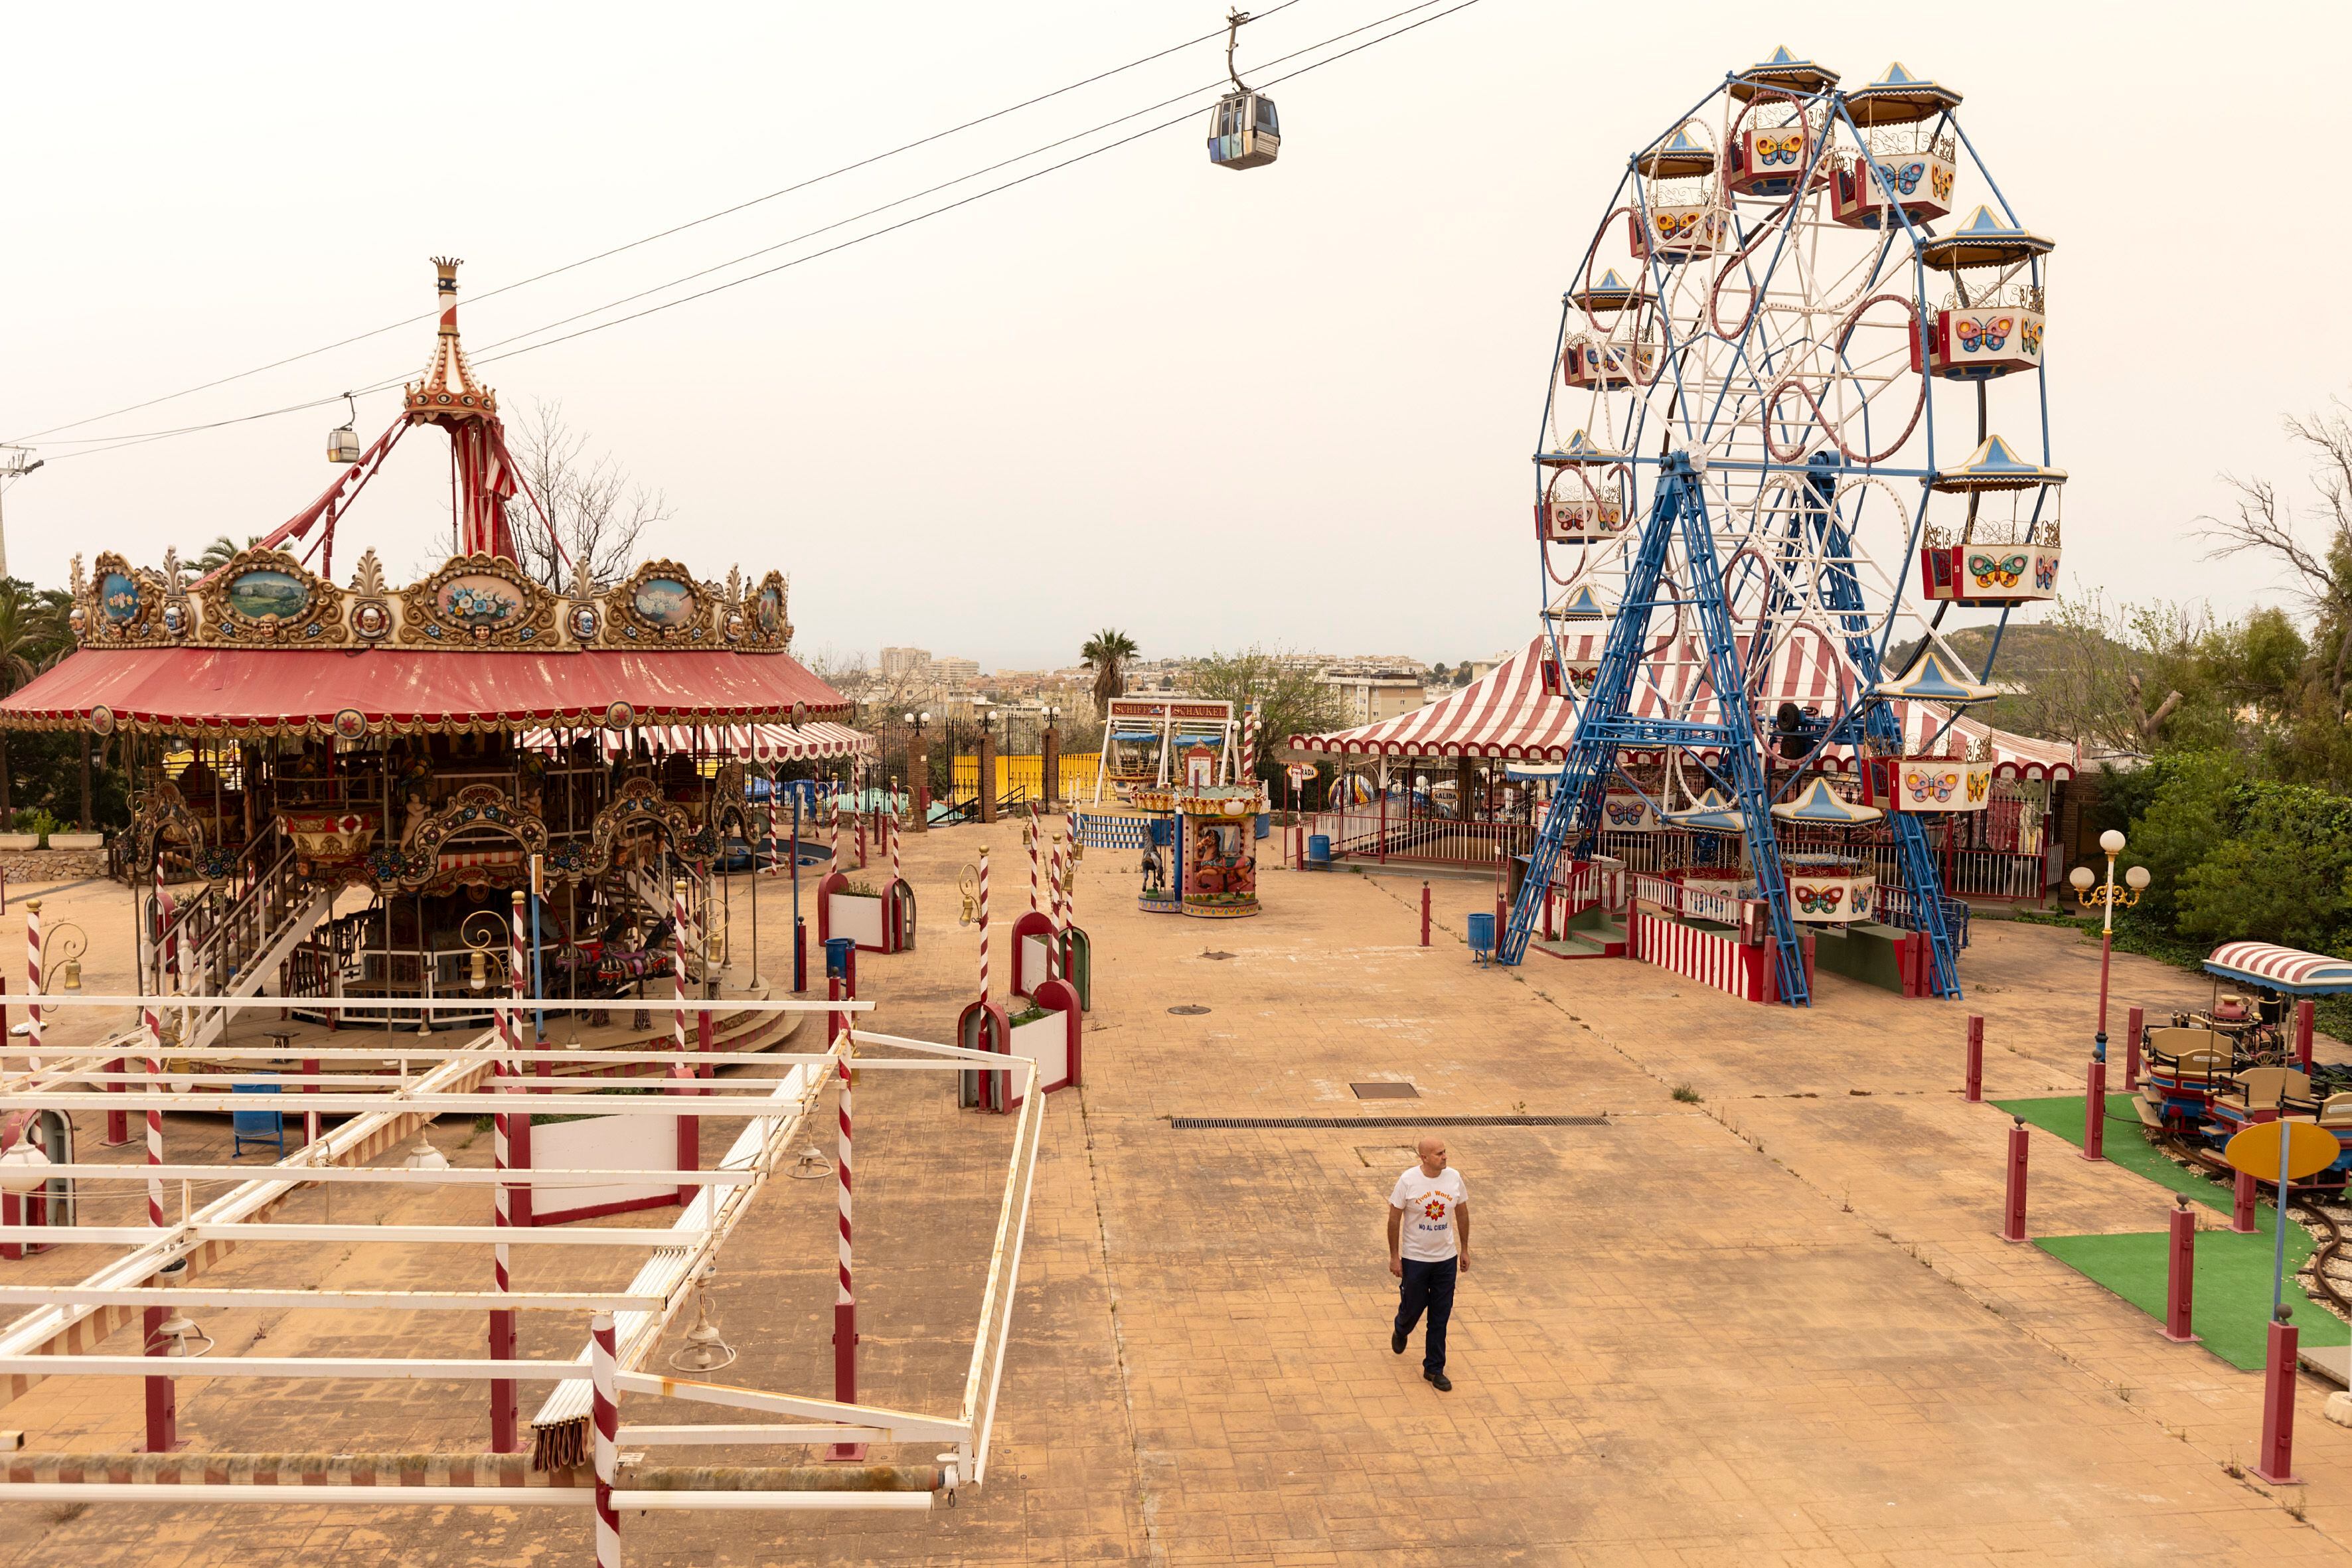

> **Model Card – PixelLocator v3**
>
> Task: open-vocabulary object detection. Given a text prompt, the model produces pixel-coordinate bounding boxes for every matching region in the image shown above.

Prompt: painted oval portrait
[225,568,309,622]
[633,575,697,629]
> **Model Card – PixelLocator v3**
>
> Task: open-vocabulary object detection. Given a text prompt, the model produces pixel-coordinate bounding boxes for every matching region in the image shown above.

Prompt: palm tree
[1081,629,1138,720]
[192,534,262,575]
[0,584,66,818]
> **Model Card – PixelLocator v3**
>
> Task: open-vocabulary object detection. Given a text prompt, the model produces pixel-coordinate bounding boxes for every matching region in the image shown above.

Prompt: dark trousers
[1394,1256,1457,1372]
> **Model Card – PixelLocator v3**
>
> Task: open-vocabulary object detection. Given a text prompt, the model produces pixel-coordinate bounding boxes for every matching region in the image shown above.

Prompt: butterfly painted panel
[1828,153,1955,228]
[1896,757,1994,813]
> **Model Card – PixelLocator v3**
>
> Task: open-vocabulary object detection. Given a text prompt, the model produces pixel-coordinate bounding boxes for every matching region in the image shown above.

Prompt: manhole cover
[1168,1005,1212,1016]
[1202,951,1235,961]
[1351,1081,1420,1100]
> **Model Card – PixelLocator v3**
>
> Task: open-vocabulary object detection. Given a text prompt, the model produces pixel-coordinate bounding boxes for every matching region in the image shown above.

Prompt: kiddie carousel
[0,259,867,1083]
[1075,736,1266,919]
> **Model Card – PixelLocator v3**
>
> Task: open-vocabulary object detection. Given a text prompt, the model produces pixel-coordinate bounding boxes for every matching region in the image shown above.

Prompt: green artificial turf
[1991,1095,2349,1370]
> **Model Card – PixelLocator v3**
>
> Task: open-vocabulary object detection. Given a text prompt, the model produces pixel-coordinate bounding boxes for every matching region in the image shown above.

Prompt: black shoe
[1424,1368,1452,1391]
[1391,1326,1407,1356]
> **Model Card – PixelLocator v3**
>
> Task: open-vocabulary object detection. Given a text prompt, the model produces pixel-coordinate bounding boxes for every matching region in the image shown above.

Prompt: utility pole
[0,449,44,581]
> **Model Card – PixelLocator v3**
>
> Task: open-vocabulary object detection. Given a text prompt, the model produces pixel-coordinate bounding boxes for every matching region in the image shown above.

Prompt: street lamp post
[904,711,931,833]
[2069,829,2152,1162]
[1042,704,1062,813]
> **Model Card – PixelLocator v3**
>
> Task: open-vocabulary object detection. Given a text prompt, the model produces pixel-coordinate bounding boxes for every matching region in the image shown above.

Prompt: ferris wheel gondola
[1208,9,1280,170]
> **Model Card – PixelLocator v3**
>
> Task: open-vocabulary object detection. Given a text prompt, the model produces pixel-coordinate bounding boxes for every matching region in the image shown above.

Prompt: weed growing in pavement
[1672,1083,1701,1104]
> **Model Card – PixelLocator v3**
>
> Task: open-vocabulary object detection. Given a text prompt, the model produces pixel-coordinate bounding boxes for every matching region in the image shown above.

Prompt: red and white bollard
[491,949,518,1452]
[829,1022,865,1462]
[2082,1056,2106,1162]
[1420,881,1431,947]
[2001,1115,2029,1243]
[1964,1014,1984,1103]
[2162,1195,2198,1342]
[591,1310,621,1568]
[2124,1005,2144,1093]
[2254,1306,2302,1484]
[142,1010,174,1452]
[2234,1168,2259,1234]
[977,848,992,1003]
[670,878,700,1202]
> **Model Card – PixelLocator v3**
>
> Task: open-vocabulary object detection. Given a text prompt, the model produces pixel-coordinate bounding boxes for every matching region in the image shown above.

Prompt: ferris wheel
[1505,50,2063,1000]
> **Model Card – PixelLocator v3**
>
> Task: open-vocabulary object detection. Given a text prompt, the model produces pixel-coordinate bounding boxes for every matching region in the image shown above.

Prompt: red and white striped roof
[1289,634,2076,779]
[520,722,872,761]
[2203,941,2352,995]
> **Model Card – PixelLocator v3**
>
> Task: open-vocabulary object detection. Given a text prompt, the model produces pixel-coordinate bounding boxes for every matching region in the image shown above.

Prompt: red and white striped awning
[1288,634,2077,779]
[2204,941,2352,995]
[520,722,873,761]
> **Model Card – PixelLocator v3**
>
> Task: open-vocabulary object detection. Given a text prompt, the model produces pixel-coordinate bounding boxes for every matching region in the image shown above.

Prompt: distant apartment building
[879,646,931,681]
[1321,667,1432,726]
[929,656,982,687]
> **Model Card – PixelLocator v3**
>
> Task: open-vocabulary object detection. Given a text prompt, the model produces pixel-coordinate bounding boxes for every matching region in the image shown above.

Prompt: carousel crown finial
[406,256,497,422]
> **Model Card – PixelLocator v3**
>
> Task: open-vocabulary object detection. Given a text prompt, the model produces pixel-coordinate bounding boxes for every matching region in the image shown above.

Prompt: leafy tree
[191,534,262,574]
[0,581,69,816]
[1186,646,1344,787]
[1080,629,1137,720]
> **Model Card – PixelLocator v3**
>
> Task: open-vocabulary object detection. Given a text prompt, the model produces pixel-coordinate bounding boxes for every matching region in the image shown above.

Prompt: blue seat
[232,1081,284,1157]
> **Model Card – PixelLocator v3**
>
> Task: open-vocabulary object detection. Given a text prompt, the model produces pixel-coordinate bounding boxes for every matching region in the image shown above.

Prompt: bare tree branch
[502,399,671,591]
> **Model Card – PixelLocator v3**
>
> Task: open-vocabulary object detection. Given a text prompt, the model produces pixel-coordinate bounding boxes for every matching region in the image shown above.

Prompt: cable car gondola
[1208,10,1279,171]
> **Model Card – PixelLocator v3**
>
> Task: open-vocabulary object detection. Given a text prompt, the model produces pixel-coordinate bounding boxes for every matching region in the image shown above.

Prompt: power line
[42,0,1485,464]
[7,5,1305,447]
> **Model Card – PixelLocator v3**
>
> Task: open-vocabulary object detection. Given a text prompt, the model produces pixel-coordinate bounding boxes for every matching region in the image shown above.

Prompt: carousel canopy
[1285,633,2078,779]
[2203,941,2352,996]
[0,643,846,740]
[1,260,854,744]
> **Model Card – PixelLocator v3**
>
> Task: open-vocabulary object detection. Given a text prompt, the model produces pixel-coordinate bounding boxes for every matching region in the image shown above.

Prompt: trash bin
[824,935,857,984]
[1306,834,1332,868]
[1465,911,1496,965]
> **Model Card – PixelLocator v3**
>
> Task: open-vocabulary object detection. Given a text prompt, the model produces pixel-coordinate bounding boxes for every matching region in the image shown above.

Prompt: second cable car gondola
[1207,10,1279,171]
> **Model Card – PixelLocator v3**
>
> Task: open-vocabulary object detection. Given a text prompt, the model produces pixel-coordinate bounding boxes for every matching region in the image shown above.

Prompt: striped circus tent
[1287,634,2076,780]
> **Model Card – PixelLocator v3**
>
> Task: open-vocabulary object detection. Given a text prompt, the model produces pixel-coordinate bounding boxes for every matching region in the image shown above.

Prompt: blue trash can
[1465,911,1496,965]
[1306,834,1332,868]
[823,936,856,980]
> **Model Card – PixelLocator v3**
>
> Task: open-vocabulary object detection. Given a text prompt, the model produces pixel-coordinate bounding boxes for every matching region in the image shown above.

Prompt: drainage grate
[1351,1081,1420,1100]
[1167,1005,1212,1016]
[1173,1115,1608,1130]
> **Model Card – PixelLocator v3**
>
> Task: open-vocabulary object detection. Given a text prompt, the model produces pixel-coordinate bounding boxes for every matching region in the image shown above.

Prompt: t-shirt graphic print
[1389,1167,1468,1262]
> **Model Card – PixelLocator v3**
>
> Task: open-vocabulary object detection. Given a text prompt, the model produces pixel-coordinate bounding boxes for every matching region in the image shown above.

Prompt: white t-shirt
[1389,1166,1468,1262]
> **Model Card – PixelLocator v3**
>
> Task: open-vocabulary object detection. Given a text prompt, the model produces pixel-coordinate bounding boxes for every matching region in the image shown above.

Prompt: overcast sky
[3,1,2345,674]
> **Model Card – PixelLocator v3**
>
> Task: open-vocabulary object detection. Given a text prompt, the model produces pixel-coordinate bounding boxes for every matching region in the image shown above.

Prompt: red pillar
[2234,1168,2259,1234]
[2162,1196,2198,1342]
[2123,1005,2144,1093]
[1419,882,1431,948]
[2254,1308,2302,1484]
[1964,1014,1984,1103]
[2002,1116,2029,1243]
[2081,1058,2106,1161]
[2296,999,2315,1074]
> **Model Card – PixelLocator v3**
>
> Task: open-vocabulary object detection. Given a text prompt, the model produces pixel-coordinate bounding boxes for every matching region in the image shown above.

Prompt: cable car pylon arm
[1225,9,1253,92]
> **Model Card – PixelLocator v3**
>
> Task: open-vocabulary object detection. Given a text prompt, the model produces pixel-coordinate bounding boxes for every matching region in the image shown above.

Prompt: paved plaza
[1,831,2349,1565]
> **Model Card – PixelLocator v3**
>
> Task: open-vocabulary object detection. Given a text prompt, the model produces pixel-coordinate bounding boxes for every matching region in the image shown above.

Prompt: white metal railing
[0,991,1039,1520]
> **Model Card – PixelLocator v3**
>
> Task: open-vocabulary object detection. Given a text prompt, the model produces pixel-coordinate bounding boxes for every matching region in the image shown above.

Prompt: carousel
[0,259,869,1081]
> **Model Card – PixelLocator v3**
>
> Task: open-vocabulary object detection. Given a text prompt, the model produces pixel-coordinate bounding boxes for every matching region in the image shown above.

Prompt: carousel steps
[2130,1095,2165,1130]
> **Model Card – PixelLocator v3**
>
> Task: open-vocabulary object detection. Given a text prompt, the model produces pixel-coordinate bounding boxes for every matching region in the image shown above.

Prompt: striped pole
[890,809,902,890]
[670,876,700,1196]
[591,1310,620,1568]
[1046,826,1065,983]
[143,1004,173,1450]
[509,889,533,1204]
[1241,704,1260,785]
[977,847,992,1004]
[1026,823,1040,913]
[834,1023,856,1408]
[23,899,39,1071]
[490,903,517,1453]
[829,800,842,876]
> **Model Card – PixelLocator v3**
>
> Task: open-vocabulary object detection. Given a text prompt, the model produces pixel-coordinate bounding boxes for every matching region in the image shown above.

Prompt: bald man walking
[1387,1135,1470,1391]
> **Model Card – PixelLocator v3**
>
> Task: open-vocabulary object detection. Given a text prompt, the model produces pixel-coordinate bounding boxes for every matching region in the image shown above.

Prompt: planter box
[529,1111,681,1223]
[46,832,103,850]
[1009,1010,1069,1097]
[0,835,39,851]
[826,890,886,952]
